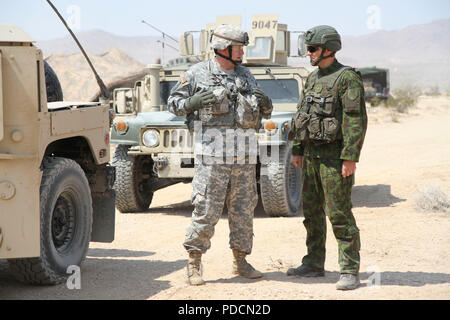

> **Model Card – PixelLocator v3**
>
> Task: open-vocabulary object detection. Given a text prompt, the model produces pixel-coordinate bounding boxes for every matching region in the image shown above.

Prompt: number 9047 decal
[252,20,278,29]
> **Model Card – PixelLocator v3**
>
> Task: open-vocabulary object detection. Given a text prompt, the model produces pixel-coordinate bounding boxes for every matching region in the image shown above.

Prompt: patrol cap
[305,25,341,52]
[210,24,249,50]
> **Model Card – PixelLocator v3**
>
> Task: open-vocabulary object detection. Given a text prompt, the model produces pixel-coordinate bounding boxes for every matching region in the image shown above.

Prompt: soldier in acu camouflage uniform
[168,24,273,285]
[287,25,367,290]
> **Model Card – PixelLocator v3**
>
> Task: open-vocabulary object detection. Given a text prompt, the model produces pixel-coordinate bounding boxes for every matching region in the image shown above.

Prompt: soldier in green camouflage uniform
[168,24,273,285]
[287,25,367,290]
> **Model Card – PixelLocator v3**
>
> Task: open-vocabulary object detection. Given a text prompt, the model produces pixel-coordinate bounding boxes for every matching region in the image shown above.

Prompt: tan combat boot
[232,249,263,279]
[336,273,360,290]
[186,251,205,286]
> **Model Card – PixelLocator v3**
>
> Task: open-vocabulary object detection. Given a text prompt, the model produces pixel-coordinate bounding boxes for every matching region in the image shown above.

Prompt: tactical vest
[291,66,352,144]
[188,61,261,130]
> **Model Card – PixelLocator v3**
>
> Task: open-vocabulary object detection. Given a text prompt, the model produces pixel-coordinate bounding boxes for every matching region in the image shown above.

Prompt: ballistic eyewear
[307,45,320,53]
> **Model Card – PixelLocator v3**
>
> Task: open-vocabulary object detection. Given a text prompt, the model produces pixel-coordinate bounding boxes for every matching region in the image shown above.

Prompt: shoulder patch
[348,87,359,101]
[179,72,187,84]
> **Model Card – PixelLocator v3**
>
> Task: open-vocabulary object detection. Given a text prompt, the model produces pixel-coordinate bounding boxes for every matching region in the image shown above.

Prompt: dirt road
[0,96,449,300]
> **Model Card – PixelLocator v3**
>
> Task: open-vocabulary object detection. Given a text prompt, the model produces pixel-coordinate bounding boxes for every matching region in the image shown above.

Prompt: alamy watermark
[187,121,281,172]
[366,265,381,289]
[366,5,382,31]
[66,265,81,290]
[67,5,81,30]
[156,121,284,174]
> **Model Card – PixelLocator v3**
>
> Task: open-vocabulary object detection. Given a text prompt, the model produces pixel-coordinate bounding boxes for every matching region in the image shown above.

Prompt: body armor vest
[191,61,261,130]
[291,66,352,144]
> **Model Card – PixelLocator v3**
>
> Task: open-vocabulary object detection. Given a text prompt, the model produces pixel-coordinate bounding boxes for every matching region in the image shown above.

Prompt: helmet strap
[312,47,335,66]
[214,47,242,66]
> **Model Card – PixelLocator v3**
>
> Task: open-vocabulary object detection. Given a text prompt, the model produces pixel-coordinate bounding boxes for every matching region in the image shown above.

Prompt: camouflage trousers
[183,161,258,254]
[301,157,361,274]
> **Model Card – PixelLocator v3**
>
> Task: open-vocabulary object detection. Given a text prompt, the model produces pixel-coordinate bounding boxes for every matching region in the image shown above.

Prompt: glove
[254,88,273,117]
[185,90,215,112]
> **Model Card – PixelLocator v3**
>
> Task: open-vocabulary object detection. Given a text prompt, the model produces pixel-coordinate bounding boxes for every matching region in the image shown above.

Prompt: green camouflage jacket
[292,60,367,162]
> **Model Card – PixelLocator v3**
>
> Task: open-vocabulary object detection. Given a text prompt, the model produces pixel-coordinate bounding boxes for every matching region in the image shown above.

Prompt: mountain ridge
[40,19,450,99]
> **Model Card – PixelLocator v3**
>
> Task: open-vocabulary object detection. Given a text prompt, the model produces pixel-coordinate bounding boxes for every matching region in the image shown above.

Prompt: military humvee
[357,67,390,101]
[110,14,309,217]
[0,25,115,285]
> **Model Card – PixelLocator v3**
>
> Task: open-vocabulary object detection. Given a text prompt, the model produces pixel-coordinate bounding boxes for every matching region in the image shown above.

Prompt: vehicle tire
[8,157,92,285]
[260,143,302,217]
[44,60,63,102]
[112,144,154,213]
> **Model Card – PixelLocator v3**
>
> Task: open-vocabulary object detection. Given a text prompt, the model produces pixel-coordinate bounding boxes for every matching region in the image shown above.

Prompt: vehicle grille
[144,128,193,153]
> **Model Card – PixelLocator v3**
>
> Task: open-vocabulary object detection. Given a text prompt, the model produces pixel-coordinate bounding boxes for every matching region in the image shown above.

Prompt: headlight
[142,129,160,147]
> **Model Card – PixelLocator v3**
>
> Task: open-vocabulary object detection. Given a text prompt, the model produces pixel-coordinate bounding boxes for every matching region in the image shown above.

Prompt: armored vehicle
[111,14,309,217]
[0,25,115,285]
[357,67,390,101]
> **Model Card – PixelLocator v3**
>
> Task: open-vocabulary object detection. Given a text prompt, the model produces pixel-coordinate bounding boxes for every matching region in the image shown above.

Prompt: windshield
[256,79,299,107]
[160,81,177,105]
[246,37,272,59]
[160,78,299,110]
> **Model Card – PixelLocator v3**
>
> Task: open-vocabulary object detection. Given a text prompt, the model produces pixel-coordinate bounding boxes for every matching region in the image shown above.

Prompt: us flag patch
[180,72,187,84]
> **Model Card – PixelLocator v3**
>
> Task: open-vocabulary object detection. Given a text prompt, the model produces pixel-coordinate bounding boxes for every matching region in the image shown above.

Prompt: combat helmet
[210,24,249,65]
[304,25,341,66]
[305,25,341,52]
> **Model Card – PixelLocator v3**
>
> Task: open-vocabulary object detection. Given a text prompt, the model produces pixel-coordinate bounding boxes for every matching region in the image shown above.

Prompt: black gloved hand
[254,88,273,117]
[185,90,215,112]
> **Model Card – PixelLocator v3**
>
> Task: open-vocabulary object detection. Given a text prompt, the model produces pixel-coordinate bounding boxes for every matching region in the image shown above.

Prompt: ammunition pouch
[235,92,260,129]
[291,111,311,141]
[290,66,353,144]
[210,88,230,115]
[197,87,235,127]
[292,94,341,144]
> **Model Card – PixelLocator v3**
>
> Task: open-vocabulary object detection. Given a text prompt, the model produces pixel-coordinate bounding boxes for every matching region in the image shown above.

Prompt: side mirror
[179,32,194,56]
[113,88,135,114]
[297,33,307,57]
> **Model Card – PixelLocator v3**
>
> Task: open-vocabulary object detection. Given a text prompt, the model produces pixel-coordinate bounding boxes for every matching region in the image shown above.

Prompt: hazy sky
[2,0,450,41]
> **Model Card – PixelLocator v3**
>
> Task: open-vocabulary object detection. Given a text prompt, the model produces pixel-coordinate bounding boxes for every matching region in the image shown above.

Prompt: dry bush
[382,85,421,113]
[424,85,440,96]
[415,184,450,214]
[367,96,385,107]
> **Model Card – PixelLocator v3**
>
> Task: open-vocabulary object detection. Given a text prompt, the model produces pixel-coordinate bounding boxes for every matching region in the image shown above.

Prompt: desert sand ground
[0,96,449,300]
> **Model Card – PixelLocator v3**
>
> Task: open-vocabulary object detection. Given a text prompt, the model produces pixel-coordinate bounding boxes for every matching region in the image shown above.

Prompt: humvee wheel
[260,143,302,217]
[8,157,92,285]
[112,145,154,213]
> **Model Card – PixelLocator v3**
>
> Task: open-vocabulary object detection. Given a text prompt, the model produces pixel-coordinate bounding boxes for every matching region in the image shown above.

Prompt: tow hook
[153,157,168,174]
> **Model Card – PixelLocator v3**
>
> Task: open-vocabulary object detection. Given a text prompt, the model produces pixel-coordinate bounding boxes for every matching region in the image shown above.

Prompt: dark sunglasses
[307,45,320,53]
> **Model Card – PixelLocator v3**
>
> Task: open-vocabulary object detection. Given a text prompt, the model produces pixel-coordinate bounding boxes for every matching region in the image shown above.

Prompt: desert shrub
[367,96,385,107]
[383,85,421,113]
[415,184,450,214]
[424,85,440,96]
